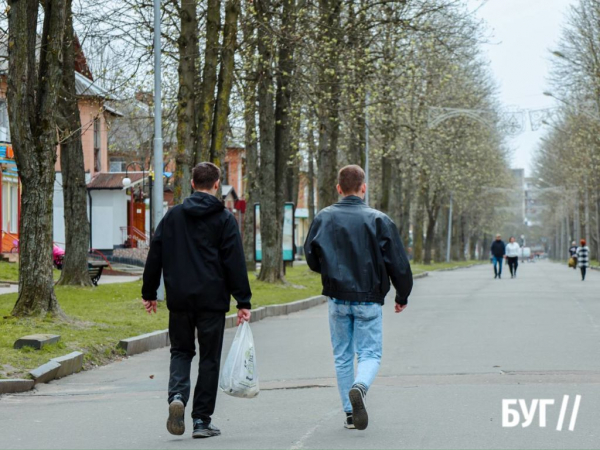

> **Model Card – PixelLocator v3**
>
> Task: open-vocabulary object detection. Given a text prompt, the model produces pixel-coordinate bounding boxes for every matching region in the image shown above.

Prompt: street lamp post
[153,0,165,301]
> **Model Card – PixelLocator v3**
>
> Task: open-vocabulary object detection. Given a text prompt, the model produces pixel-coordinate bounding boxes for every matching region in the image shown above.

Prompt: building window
[93,117,101,172]
[110,158,126,173]
[10,185,18,233]
[223,162,230,185]
[0,101,10,142]
[2,184,8,231]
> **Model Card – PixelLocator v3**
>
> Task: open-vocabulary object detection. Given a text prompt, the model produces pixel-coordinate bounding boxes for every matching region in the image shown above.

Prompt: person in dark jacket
[304,164,413,431]
[490,234,506,279]
[142,162,251,439]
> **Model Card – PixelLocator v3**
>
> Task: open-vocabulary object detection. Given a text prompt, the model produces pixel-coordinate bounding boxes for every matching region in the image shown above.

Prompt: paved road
[1,261,599,449]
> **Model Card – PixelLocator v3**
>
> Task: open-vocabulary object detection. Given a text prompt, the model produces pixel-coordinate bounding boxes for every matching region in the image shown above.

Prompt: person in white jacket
[505,236,520,278]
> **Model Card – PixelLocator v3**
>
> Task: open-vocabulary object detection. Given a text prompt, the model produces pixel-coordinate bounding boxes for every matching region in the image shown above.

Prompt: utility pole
[153,0,165,300]
[584,179,590,241]
[574,191,580,243]
[365,92,370,206]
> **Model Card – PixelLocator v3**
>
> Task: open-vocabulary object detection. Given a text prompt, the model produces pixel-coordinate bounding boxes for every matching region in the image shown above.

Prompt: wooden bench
[88,261,109,286]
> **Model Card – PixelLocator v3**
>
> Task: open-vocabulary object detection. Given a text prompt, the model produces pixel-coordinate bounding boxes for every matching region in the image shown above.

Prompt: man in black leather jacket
[304,165,413,431]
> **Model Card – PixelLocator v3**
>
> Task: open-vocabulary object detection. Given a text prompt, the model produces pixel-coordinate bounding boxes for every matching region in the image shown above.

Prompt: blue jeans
[493,256,503,276]
[328,298,383,413]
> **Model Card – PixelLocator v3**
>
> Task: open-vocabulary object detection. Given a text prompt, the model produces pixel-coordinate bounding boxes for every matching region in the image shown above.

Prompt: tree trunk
[423,204,440,265]
[255,0,283,283]
[210,0,240,164]
[380,156,392,213]
[196,0,221,164]
[307,124,316,224]
[287,112,302,204]
[173,0,199,204]
[8,0,67,317]
[241,5,258,271]
[413,199,425,264]
[56,0,92,286]
[316,0,342,210]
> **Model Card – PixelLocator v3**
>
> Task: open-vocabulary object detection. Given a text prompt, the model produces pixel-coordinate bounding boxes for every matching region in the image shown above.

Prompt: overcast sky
[468,0,575,176]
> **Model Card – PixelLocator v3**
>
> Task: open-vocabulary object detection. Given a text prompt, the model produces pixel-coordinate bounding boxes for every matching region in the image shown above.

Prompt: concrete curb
[29,361,61,385]
[226,295,328,329]
[118,330,169,357]
[413,272,429,279]
[0,379,34,394]
[51,351,84,379]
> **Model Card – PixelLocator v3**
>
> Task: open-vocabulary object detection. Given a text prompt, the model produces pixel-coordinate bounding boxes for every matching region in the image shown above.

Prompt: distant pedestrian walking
[491,234,506,279]
[576,239,590,281]
[505,236,520,278]
[569,241,578,269]
[142,162,252,439]
[304,165,413,431]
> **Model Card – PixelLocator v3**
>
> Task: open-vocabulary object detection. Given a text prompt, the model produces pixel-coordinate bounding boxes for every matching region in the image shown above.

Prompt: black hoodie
[142,191,252,313]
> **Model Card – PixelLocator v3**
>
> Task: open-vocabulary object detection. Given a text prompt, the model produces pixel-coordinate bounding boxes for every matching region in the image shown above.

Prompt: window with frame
[93,117,101,172]
[0,101,10,142]
[223,162,230,185]
[110,158,126,173]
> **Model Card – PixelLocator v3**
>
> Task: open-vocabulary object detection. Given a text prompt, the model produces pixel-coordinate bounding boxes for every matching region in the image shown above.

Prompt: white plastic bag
[219,321,259,398]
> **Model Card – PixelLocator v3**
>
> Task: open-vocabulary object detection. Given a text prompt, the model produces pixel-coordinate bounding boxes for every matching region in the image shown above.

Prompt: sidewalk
[1,261,599,449]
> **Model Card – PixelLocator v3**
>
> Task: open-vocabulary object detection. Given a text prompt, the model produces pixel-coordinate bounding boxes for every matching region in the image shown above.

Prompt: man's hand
[143,300,158,315]
[395,303,407,314]
[237,308,251,325]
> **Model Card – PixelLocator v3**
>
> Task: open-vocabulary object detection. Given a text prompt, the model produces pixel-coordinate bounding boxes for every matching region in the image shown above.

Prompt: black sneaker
[166,394,185,436]
[192,420,221,439]
[344,413,355,429]
[349,384,368,430]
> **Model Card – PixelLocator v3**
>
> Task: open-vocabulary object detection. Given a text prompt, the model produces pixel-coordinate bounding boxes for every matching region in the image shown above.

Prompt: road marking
[289,408,339,450]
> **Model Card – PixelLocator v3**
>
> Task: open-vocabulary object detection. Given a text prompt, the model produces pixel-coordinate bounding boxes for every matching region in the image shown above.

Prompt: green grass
[0,265,321,378]
[411,260,486,275]
[0,261,60,282]
[0,261,20,282]
[249,265,322,307]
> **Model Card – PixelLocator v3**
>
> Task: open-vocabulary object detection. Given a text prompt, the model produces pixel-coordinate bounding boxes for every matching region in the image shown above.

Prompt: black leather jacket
[304,196,413,305]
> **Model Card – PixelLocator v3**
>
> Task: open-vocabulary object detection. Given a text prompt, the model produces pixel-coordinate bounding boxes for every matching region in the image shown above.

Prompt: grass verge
[0,265,321,378]
[0,261,60,283]
[411,260,485,275]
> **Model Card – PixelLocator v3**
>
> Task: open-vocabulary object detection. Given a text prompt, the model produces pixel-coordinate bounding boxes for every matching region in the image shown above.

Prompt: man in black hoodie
[142,162,251,439]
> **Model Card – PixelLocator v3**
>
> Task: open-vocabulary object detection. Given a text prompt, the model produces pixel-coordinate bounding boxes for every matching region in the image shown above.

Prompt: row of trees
[533,0,600,262]
[78,0,512,273]
[4,0,512,317]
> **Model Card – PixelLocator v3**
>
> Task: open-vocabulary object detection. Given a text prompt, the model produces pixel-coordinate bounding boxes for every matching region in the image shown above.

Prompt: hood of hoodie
[182,191,225,217]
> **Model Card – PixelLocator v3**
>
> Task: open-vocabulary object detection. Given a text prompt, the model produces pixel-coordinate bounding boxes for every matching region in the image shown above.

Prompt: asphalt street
[1,261,599,449]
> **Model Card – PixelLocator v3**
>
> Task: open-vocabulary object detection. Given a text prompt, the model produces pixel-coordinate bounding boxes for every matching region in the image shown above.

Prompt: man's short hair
[338,165,365,194]
[192,162,221,190]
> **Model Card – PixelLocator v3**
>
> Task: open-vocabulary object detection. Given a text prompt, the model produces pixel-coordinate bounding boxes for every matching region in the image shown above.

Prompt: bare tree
[56,0,93,286]
[7,0,67,316]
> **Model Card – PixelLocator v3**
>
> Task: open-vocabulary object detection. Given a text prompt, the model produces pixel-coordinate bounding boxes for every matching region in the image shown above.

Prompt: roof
[222,185,238,201]
[87,172,146,190]
[75,72,111,99]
